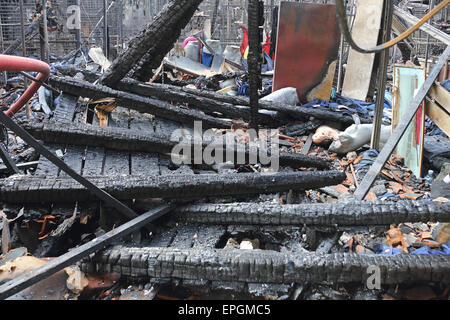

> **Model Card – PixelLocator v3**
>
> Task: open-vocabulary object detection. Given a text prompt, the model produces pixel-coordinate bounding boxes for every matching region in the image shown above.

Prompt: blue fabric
[375,244,403,255]
[379,192,397,200]
[411,245,450,255]
[201,51,213,68]
[236,77,249,97]
[425,118,446,137]
[441,79,450,92]
[353,149,379,170]
[302,91,392,123]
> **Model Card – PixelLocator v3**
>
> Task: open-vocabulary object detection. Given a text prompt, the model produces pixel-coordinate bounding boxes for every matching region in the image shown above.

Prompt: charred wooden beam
[175,201,450,226]
[48,76,231,129]
[130,2,203,82]
[54,65,100,83]
[117,79,365,125]
[18,119,332,169]
[99,0,203,86]
[82,246,450,285]
[50,74,279,126]
[247,0,263,131]
[53,68,367,125]
[0,171,346,203]
[115,78,282,127]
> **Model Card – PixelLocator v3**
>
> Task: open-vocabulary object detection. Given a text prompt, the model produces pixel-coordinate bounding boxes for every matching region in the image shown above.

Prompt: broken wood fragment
[0,205,173,300]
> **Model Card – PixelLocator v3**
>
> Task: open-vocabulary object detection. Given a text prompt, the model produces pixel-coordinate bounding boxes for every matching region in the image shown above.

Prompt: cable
[336,0,450,54]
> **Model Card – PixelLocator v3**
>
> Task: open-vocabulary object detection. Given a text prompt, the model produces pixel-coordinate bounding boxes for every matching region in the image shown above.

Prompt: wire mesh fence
[0,0,447,77]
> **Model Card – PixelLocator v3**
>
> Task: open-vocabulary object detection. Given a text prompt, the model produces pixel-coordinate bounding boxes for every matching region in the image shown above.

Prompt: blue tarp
[201,51,213,68]
[411,244,450,255]
[374,244,450,255]
[441,79,450,92]
[302,91,393,123]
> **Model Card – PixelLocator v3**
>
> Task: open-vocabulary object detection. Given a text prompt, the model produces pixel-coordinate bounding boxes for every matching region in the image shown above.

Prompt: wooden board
[341,0,384,100]
[428,82,450,113]
[102,106,131,176]
[392,65,426,178]
[272,2,340,103]
[129,110,160,176]
[34,143,63,177]
[426,82,450,137]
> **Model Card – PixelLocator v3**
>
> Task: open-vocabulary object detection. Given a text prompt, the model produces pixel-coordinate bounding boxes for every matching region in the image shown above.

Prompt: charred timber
[175,201,450,226]
[50,75,279,126]
[18,119,332,170]
[81,246,450,285]
[99,0,203,86]
[130,2,202,82]
[115,78,282,127]
[48,76,231,129]
[52,69,366,125]
[0,171,346,203]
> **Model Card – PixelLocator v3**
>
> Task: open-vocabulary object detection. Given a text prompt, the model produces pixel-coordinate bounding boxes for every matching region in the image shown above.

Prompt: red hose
[0,54,50,116]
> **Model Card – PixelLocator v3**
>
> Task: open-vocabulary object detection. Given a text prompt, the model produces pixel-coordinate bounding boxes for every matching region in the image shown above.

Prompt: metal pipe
[336,0,449,53]
[103,0,109,58]
[19,0,30,118]
[370,0,393,150]
[0,55,50,116]
[424,0,435,74]
[0,14,8,84]
[40,0,49,62]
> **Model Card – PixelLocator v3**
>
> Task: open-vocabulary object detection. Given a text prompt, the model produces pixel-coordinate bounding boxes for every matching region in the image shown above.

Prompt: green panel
[393,66,425,178]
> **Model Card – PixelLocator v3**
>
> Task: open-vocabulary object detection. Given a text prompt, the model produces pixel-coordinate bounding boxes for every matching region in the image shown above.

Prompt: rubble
[0,0,448,302]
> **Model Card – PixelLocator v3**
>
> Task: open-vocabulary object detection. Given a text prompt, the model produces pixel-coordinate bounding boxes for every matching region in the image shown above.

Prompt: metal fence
[0,1,446,70]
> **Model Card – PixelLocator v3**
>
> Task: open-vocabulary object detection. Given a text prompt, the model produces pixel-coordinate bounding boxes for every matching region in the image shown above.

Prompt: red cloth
[239,26,248,56]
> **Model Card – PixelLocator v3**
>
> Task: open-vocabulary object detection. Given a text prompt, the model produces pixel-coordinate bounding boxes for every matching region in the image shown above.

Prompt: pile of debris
[0,0,449,300]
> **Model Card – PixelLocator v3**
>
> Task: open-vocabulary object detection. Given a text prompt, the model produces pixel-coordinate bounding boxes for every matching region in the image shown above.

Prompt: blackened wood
[0,111,138,221]
[175,200,450,226]
[83,245,450,285]
[0,171,346,203]
[99,0,203,86]
[48,76,232,129]
[19,119,332,169]
[0,205,172,300]
[0,144,19,174]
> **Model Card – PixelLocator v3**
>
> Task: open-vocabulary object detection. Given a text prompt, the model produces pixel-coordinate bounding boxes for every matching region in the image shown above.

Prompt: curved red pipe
[0,54,51,116]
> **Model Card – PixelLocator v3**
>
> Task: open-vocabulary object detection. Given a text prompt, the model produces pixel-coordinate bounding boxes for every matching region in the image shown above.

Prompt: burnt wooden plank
[83,147,105,176]
[103,149,130,176]
[59,145,84,177]
[0,205,172,300]
[147,227,176,247]
[53,93,78,123]
[192,225,226,249]
[103,106,131,176]
[34,143,63,177]
[129,110,160,176]
[169,225,198,248]
[154,117,194,175]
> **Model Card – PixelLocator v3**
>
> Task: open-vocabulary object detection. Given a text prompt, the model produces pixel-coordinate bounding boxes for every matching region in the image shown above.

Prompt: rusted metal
[273,2,340,102]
